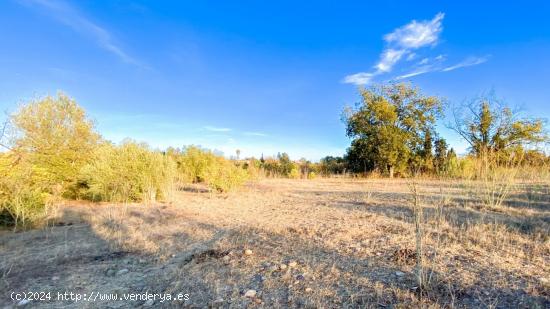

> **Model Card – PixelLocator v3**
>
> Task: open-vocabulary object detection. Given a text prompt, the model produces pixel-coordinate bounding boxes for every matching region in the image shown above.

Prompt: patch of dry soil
[1,178,548,308]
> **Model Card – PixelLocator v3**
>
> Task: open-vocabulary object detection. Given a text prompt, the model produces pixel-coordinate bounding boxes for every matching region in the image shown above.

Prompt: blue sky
[1,1,549,160]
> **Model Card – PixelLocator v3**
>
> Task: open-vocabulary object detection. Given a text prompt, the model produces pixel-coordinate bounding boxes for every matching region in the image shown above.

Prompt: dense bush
[0,155,51,228]
[1,93,98,228]
[260,153,304,178]
[78,141,177,203]
[319,156,347,176]
[11,93,100,192]
[173,146,249,192]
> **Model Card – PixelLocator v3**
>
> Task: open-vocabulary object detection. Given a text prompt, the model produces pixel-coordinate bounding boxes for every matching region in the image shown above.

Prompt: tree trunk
[389,166,394,178]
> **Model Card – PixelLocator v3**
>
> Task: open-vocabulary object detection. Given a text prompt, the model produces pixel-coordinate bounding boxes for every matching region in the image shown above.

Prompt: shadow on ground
[1,200,548,308]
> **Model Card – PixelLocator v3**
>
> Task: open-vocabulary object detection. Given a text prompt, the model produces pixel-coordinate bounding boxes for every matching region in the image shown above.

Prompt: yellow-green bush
[203,159,249,192]
[78,141,177,203]
[177,146,218,183]
[1,93,252,228]
[242,158,261,180]
[11,93,99,191]
[175,146,249,192]
[289,167,300,179]
[1,93,99,227]
[0,155,51,228]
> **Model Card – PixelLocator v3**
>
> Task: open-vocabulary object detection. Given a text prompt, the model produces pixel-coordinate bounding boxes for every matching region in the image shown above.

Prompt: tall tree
[451,95,547,158]
[421,129,434,173]
[434,137,449,174]
[344,83,443,177]
[11,93,100,189]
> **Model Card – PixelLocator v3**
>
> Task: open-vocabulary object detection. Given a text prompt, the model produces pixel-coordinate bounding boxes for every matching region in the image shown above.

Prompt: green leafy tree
[319,156,346,176]
[344,83,443,177]
[277,152,294,176]
[1,93,99,227]
[11,93,100,192]
[451,96,547,158]
[421,130,434,172]
[434,137,449,174]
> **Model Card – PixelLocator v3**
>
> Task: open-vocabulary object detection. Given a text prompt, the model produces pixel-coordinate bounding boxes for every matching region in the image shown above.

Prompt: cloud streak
[396,55,489,80]
[344,13,445,85]
[19,0,141,66]
[442,56,489,72]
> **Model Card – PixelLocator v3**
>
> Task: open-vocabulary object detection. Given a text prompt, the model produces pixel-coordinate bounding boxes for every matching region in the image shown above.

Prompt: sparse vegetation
[170,145,249,192]
[0,85,548,308]
[0,94,251,228]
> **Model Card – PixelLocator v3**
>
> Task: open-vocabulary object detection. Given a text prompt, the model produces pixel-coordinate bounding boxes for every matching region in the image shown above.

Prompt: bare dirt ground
[1,178,549,308]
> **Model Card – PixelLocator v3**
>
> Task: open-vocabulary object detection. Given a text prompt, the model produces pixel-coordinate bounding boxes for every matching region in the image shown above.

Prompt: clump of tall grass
[77,141,177,203]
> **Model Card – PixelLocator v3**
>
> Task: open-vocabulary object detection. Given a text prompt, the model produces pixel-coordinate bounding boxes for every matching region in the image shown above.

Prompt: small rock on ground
[16,299,31,307]
[244,290,257,298]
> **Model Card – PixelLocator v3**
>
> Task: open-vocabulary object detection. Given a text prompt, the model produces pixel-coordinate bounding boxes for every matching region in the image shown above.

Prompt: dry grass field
[1,178,549,308]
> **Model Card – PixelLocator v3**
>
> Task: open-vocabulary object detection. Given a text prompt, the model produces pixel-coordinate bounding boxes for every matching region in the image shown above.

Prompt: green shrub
[177,146,217,183]
[1,93,98,227]
[11,93,99,192]
[175,146,249,192]
[289,167,300,179]
[78,141,177,203]
[0,155,51,228]
[204,158,249,192]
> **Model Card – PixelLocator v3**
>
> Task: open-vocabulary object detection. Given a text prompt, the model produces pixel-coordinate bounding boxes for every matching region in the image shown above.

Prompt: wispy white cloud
[203,126,232,132]
[19,0,141,66]
[396,55,489,80]
[384,13,444,49]
[395,66,434,80]
[342,72,375,85]
[442,56,489,72]
[375,49,407,73]
[343,13,445,86]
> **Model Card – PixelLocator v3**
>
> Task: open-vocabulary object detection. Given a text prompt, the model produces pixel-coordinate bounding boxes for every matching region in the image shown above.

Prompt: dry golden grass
[0,178,548,308]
